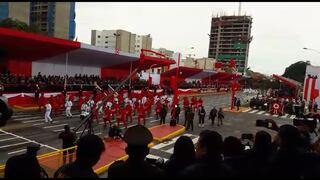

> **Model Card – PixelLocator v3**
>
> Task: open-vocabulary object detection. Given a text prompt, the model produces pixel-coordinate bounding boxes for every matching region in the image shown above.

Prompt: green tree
[0,18,43,34]
[282,61,307,84]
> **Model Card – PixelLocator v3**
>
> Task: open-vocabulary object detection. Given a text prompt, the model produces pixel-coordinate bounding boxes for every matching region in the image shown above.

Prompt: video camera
[0,97,13,127]
[293,116,317,131]
[256,119,279,132]
[145,157,165,169]
[241,133,254,150]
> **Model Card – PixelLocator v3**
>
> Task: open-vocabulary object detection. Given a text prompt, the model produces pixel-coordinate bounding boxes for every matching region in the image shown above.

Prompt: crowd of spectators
[5,122,320,178]
[0,72,149,93]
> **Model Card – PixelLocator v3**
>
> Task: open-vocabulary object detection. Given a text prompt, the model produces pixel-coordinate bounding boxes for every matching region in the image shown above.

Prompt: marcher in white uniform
[80,102,89,120]
[142,96,147,105]
[65,99,73,118]
[45,101,53,123]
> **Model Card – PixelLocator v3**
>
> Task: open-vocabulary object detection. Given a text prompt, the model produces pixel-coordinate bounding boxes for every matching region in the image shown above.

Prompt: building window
[136,45,140,48]
[157,69,161,74]
[152,68,154,73]
[105,41,108,44]
[105,36,108,38]
[105,46,108,48]
[97,35,101,38]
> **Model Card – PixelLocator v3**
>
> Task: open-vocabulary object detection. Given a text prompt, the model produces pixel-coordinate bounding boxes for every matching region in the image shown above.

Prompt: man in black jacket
[179,130,231,178]
[159,104,167,125]
[58,125,77,164]
[209,107,217,126]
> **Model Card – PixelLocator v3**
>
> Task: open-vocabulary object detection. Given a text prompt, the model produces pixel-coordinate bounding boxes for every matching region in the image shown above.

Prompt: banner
[304,65,320,104]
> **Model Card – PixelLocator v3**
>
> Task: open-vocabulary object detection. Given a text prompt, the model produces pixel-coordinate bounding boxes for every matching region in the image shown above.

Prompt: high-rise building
[0,2,76,40]
[208,15,252,73]
[183,57,216,70]
[91,29,152,54]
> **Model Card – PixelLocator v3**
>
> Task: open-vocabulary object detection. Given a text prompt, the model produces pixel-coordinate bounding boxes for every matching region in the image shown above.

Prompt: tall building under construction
[208,15,253,73]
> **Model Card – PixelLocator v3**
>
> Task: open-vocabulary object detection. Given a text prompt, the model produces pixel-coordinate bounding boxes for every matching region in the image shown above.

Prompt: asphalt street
[0,92,294,169]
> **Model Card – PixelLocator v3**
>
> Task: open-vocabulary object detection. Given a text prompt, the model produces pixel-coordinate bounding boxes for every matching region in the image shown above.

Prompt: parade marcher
[236,98,241,111]
[103,106,112,127]
[58,125,76,164]
[108,125,164,178]
[186,106,194,131]
[197,97,203,109]
[160,104,167,125]
[125,102,133,123]
[116,108,128,129]
[80,102,89,121]
[65,98,73,118]
[217,108,224,126]
[183,97,190,110]
[45,100,53,123]
[137,104,146,126]
[155,100,162,120]
[198,106,206,128]
[209,106,217,126]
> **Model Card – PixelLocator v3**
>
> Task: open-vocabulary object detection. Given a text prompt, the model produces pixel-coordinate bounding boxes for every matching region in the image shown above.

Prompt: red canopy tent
[272,74,302,98]
[0,27,175,78]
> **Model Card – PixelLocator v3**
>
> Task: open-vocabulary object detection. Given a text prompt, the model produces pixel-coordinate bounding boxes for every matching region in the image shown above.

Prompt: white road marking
[76,129,88,134]
[23,119,44,123]
[0,141,30,149]
[32,121,60,126]
[152,133,193,150]
[272,114,278,117]
[53,127,75,132]
[0,137,18,142]
[257,111,264,115]
[43,123,68,129]
[14,116,42,121]
[150,119,160,123]
[249,110,258,114]
[146,154,168,161]
[8,149,27,155]
[0,129,59,151]
[264,113,271,116]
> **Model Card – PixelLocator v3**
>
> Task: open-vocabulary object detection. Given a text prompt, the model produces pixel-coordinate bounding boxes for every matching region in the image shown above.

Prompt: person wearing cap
[108,125,165,178]
[59,125,77,164]
[5,144,48,178]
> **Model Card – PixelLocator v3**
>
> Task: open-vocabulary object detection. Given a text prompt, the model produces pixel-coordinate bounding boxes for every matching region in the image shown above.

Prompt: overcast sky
[75,2,320,75]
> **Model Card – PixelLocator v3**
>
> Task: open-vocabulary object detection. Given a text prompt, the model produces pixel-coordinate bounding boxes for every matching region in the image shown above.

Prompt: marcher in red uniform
[92,103,99,123]
[117,108,127,129]
[138,104,146,126]
[103,106,112,127]
[125,102,133,123]
[183,97,190,110]
[191,97,197,110]
[197,97,203,109]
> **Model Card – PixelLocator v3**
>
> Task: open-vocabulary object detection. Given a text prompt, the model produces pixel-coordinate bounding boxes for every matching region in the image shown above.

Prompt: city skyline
[75,2,320,75]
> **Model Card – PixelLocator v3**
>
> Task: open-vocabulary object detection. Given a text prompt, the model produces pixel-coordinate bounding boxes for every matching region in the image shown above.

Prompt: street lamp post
[303,47,320,54]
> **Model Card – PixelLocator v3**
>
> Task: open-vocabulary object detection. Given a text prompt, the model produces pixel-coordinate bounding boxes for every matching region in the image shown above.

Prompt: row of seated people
[5,123,320,178]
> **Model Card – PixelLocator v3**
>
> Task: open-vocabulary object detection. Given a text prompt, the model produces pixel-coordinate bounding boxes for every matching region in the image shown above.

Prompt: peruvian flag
[304,75,320,101]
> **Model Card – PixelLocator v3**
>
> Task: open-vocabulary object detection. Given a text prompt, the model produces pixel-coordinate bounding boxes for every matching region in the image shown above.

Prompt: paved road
[0,91,293,175]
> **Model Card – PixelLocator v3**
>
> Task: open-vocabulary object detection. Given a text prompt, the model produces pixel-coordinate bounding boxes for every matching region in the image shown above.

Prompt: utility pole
[238,2,242,16]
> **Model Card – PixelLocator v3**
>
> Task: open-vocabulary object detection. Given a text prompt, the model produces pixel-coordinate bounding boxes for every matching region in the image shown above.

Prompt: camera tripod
[73,68,139,141]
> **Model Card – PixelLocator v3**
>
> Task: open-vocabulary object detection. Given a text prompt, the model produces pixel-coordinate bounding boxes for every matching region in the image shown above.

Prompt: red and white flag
[304,75,319,101]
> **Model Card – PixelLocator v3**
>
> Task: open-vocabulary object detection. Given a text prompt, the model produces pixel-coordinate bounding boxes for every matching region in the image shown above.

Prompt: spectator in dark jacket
[179,130,231,178]
[54,134,105,178]
[164,136,195,177]
[59,125,77,164]
[222,136,245,177]
[159,104,167,125]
